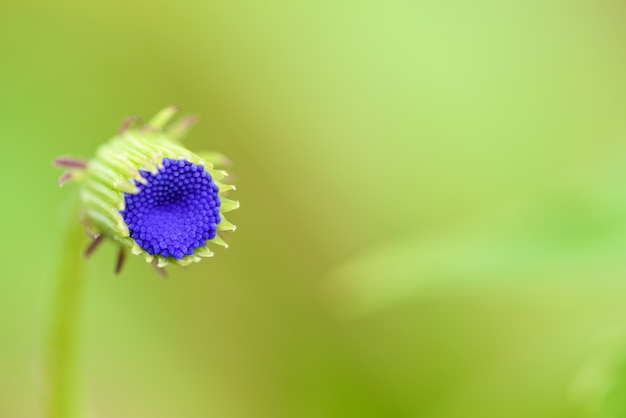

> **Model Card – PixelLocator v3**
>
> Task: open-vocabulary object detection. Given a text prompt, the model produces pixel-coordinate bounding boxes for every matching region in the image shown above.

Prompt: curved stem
[46,199,86,418]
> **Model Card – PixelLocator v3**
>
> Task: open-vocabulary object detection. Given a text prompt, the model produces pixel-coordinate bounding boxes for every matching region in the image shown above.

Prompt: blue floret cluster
[120,158,221,259]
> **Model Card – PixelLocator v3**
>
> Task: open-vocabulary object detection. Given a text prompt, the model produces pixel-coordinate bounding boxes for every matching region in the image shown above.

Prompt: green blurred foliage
[1,0,626,417]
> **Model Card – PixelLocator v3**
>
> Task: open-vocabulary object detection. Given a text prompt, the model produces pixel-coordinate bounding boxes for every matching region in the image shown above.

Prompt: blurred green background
[2,0,626,417]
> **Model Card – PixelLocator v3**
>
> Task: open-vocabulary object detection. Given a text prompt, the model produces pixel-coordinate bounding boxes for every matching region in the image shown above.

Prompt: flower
[54,107,239,273]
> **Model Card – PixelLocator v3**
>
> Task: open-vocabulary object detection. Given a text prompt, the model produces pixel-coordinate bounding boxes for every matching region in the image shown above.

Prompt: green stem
[46,199,86,418]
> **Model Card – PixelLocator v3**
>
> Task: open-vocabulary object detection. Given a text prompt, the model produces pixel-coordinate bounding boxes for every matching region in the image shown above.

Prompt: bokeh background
[2,0,626,417]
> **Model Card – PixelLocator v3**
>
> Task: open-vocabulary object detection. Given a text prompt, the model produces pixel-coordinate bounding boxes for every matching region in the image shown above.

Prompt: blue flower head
[54,107,238,273]
[121,158,222,259]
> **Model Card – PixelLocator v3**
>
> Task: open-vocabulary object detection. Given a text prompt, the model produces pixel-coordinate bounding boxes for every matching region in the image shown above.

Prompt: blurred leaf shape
[323,144,626,318]
[568,326,626,418]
